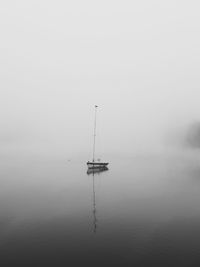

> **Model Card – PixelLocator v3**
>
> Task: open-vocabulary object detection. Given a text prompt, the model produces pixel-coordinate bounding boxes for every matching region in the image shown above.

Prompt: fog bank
[1,1,200,159]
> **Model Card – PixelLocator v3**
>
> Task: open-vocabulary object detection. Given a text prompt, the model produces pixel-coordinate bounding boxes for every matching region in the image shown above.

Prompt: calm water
[1,154,200,266]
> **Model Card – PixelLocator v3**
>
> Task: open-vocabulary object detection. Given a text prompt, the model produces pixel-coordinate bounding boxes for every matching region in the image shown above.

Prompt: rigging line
[92,105,98,162]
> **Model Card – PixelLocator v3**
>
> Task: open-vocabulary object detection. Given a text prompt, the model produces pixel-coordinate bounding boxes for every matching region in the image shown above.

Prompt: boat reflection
[87,166,109,175]
[87,167,109,233]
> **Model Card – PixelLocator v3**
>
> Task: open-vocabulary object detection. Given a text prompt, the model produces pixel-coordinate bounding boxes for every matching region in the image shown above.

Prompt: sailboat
[87,105,109,169]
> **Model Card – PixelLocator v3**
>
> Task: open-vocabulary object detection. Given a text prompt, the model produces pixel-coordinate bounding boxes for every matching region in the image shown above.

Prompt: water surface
[1,154,200,266]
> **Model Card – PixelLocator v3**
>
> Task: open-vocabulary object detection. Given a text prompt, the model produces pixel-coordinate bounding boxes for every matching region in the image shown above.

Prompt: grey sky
[1,1,200,159]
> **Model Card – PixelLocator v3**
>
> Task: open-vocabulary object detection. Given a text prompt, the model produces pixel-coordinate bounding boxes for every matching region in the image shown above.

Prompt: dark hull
[87,162,109,169]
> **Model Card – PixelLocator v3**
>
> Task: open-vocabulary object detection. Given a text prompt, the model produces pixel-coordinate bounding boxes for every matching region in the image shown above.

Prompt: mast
[92,105,98,162]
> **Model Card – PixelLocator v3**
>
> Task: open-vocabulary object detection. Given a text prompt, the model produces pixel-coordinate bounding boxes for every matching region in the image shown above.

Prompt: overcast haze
[1,0,200,160]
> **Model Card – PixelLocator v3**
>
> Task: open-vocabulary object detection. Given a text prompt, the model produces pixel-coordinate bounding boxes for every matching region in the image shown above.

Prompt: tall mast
[92,105,98,162]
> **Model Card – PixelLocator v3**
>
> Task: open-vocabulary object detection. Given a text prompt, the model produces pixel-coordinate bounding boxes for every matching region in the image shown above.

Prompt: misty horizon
[1,1,200,160]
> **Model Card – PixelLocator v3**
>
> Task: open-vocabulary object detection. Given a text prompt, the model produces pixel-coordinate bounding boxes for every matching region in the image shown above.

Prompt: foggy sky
[1,0,200,159]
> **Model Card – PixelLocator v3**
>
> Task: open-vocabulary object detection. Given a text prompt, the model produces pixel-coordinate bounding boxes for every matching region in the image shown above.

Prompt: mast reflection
[87,167,109,233]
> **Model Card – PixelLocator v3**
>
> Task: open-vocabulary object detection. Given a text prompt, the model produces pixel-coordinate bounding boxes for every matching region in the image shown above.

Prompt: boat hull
[87,162,109,169]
